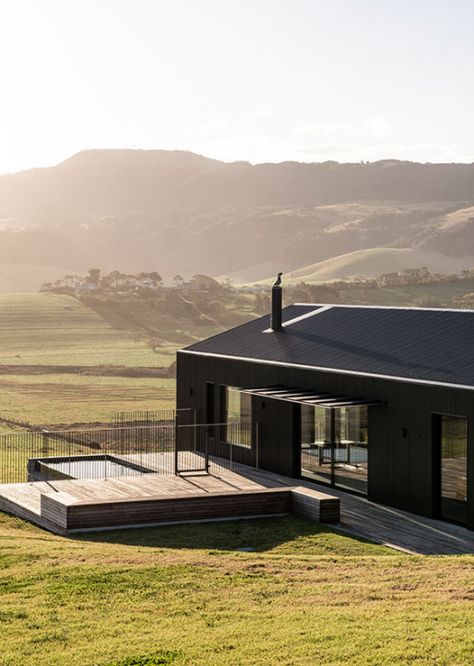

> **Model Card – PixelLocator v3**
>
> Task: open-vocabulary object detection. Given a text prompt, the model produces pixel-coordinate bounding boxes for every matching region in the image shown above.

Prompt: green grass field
[0,292,179,427]
[342,278,474,307]
[0,374,175,427]
[0,513,473,665]
[0,293,177,367]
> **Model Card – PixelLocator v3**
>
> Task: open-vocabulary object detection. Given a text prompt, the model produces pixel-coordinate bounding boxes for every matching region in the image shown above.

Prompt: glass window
[300,405,332,485]
[439,415,467,525]
[333,406,368,494]
[225,387,252,448]
[300,404,368,495]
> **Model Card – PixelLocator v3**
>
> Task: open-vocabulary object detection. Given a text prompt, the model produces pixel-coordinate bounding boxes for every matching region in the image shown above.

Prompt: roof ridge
[294,303,474,314]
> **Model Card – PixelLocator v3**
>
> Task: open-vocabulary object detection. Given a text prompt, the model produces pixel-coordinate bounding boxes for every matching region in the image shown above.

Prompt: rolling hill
[1,150,474,291]
[281,247,474,284]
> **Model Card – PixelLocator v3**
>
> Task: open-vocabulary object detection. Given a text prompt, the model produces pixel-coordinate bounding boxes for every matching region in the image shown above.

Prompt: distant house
[177,284,474,530]
[140,278,158,289]
[76,281,98,291]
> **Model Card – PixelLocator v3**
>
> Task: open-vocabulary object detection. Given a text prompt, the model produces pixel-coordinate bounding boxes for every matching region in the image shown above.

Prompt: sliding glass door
[300,405,332,485]
[438,415,468,525]
[300,405,368,494]
[333,406,368,494]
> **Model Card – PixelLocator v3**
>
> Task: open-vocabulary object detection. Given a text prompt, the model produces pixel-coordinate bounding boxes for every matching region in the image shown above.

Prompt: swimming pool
[27,454,153,482]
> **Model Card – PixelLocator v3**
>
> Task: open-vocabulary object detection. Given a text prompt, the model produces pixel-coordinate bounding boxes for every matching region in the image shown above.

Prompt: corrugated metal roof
[183,304,474,388]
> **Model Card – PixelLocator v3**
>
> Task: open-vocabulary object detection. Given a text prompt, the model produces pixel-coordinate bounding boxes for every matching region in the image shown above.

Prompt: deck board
[0,456,473,554]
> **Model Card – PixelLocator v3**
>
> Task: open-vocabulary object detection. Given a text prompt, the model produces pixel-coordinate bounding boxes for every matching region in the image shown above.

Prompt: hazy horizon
[2,146,474,178]
[1,0,474,174]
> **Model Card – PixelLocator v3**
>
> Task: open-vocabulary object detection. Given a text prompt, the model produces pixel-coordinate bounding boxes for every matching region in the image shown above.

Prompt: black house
[177,285,474,530]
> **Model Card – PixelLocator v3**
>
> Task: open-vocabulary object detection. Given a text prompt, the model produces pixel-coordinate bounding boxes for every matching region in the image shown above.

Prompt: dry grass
[0,293,177,367]
[0,374,175,427]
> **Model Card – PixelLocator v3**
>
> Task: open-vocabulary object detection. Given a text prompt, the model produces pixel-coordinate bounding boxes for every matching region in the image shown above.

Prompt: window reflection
[300,405,368,494]
[440,415,467,525]
[225,387,252,448]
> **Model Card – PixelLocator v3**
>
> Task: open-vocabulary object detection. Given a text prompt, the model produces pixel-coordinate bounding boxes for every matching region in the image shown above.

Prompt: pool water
[45,458,147,479]
[27,454,153,482]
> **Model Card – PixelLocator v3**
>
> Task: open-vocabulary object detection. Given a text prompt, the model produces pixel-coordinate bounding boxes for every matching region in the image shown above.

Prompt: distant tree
[190,274,222,292]
[452,292,474,309]
[138,271,162,287]
[221,277,234,291]
[87,268,101,286]
[147,271,162,287]
[254,292,270,314]
[173,275,185,289]
[102,270,126,288]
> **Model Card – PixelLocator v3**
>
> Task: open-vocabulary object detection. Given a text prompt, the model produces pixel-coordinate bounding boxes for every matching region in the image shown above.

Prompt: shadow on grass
[73,514,390,555]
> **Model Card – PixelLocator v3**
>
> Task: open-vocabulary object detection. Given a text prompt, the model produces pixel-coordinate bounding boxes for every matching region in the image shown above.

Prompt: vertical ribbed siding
[176,351,474,531]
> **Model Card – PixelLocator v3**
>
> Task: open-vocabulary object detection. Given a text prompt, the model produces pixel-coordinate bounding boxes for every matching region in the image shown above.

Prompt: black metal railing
[113,408,195,428]
[175,422,258,475]
[0,426,175,484]
[0,421,259,485]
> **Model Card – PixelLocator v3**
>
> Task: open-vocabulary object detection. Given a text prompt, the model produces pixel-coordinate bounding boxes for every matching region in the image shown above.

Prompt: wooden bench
[291,486,340,523]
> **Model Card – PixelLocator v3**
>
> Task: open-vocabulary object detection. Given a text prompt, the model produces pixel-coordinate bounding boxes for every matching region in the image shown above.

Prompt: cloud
[291,116,393,140]
[364,115,392,139]
[251,109,271,119]
[291,122,353,136]
[197,119,230,133]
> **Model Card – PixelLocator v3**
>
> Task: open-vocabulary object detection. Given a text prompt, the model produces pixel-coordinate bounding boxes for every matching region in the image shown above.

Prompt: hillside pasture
[0,512,473,665]
[341,278,474,307]
[0,374,175,427]
[0,293,177,367]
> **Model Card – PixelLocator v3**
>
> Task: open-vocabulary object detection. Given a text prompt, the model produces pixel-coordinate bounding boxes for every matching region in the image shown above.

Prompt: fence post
[193,409,197,452]
[42,431,48,457]
[255,423,259,469]
[205,430,209,474]
[174,411,179,475]
[330,408,336,486]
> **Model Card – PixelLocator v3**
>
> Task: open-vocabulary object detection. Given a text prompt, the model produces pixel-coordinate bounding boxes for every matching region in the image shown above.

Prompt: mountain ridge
[1,149,474,291]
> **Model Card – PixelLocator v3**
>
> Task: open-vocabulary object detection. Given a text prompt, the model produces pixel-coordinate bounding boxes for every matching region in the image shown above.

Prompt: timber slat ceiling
[236,385,385,408]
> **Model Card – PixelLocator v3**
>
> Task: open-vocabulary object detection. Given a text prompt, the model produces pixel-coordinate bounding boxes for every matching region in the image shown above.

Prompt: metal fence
[0,426,174,484]
[0,421,258,485]
[175,422,258,475]
[113,408,195,428]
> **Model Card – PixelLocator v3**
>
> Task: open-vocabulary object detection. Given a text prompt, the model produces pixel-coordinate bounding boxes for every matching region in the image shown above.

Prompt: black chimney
[271,272,283,331]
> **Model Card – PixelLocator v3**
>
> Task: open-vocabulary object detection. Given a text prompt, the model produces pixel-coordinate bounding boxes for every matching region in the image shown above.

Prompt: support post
[330,408,336,486]
[205,431,209,474]
[174,410,179,475]
[255,422,259,469]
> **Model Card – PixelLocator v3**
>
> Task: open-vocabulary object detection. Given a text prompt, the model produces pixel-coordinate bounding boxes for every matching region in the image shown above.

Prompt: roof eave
[178,348,474,392]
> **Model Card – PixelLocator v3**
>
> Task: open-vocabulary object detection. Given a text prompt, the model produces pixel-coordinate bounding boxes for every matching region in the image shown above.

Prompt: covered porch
[236,385,386,496]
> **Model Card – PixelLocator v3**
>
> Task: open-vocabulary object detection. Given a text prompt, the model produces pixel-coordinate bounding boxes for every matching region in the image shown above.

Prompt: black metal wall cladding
[177,351,474,531]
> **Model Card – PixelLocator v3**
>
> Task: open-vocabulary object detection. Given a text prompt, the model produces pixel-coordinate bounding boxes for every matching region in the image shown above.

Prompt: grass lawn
[343,278,474,307]
[0,374,175,426]
[0,513,473,666]
[0,293,177,367]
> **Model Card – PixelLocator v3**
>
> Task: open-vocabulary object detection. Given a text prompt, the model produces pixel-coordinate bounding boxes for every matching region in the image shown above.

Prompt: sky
[0,0,473,174]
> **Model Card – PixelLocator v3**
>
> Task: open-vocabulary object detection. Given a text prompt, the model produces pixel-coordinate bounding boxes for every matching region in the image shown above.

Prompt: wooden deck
[0,461,338,536]
[0,459,473,554]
